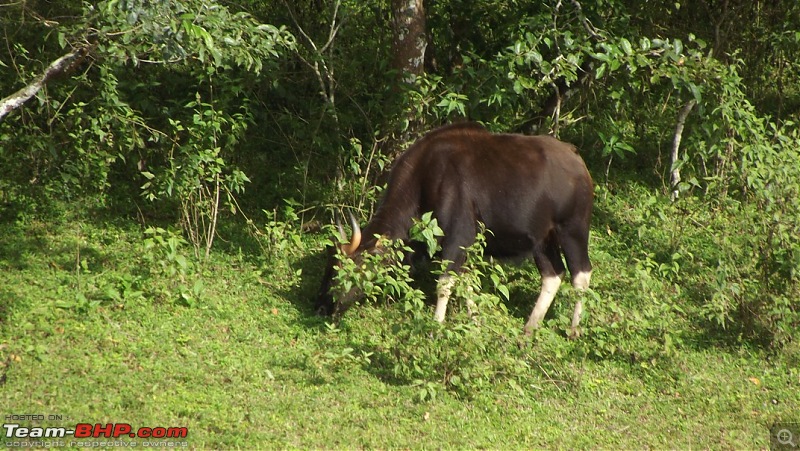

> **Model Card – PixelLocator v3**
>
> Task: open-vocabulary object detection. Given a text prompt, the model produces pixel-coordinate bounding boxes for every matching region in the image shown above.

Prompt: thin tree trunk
[671,99,697,201]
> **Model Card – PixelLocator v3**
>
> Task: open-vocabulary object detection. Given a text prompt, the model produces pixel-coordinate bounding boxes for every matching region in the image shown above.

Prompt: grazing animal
[315,122,593,336]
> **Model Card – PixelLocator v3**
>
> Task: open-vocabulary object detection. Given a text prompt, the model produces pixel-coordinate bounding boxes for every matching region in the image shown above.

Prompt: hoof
[522,324,535,337]
[568,327,581,340]
[523,319,540,336]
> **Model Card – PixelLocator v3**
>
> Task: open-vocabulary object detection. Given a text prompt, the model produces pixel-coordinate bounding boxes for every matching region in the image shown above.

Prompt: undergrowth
[0,183,797,448]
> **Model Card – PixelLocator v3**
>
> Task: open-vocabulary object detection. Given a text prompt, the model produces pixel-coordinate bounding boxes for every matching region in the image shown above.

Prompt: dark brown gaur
[315,122,593,336]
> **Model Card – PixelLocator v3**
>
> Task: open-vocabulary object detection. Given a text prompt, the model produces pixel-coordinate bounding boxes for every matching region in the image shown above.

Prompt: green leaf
[527,50,543,65]
[508,379,525,396]
[689,83,702,102]
[499,285,510,301]
[673,39,683,56]
[595,63,607,79]
[620,38,633,55]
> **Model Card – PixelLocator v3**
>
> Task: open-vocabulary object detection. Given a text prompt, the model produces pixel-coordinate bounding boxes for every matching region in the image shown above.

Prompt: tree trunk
[383,0,428,163]
[391,0,427,84]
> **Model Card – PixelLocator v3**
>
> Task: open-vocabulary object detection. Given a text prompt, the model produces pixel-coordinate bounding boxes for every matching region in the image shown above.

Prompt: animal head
[314,213,362,316]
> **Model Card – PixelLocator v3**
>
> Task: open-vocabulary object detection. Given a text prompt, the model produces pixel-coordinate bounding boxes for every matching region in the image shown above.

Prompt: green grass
[1,189,798,449]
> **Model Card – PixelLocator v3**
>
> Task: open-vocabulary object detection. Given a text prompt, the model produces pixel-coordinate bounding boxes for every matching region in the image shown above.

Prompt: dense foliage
[2,0,798,402]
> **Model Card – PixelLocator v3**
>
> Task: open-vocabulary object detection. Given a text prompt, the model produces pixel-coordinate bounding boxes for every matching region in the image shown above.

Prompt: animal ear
[341,212,362,255]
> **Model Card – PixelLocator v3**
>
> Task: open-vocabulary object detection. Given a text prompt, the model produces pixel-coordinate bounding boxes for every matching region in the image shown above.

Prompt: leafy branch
[0,46,89,122]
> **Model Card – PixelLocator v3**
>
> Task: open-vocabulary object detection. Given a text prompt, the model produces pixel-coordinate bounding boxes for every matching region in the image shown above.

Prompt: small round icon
[777,429,797,447]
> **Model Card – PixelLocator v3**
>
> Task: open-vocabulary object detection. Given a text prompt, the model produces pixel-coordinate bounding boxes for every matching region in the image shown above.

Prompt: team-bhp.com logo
[4,422,188,448]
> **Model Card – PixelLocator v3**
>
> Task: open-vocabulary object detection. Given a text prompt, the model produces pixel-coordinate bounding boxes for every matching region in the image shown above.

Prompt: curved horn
[335,215,347,242]
[342,212,362,255]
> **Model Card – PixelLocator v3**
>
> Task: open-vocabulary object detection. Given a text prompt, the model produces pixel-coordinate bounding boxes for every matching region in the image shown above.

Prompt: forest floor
[1,186,798,448]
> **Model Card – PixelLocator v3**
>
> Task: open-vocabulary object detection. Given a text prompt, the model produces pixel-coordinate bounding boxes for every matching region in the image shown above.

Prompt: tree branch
[570,0,605,42]
[283,0,341,122]
[0,46,89,122]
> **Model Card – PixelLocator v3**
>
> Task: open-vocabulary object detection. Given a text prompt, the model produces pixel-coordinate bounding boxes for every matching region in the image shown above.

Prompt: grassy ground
[1,187,798,449]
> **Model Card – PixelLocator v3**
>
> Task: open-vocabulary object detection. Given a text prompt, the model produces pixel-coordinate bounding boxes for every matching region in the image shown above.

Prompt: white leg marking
[524,272,564,333]
[434,274,455,322]
[572,270,592,291]
[570,270,592,336]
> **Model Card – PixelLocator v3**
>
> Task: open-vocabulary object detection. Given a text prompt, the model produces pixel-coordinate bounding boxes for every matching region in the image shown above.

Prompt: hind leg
[524,233,567,334]
[556,225,592,338]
